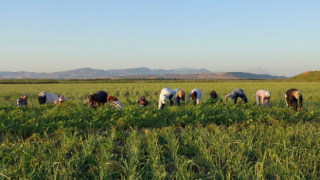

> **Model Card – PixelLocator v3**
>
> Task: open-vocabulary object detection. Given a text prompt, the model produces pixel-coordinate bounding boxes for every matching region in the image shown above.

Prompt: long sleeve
[225,93,231,103]
[186,92,192,101]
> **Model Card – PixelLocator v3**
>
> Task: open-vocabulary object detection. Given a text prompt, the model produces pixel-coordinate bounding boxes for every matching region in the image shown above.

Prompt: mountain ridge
[0,67,286,79]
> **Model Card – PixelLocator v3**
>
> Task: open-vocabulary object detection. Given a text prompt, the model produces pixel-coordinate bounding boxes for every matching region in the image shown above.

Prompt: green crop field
[1,82,320,179]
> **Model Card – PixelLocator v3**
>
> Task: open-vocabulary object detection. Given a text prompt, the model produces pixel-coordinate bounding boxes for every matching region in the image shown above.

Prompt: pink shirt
[256,90,270,107]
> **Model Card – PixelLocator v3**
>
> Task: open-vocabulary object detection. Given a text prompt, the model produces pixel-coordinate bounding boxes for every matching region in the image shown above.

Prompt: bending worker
[225,88,248,104]
[38,92,66,105]
[86,90,108,108]
[186,89,202,105]
[16,94,28,107]
[256,90,271,107]
[285,89,303,111]
[158,87,184,109]
[108,96,123,110]
[207,91,222,104]
[137,96,149,107]
[173,88,185,106]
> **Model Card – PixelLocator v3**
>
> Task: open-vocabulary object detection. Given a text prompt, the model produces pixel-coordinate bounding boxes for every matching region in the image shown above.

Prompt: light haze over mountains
[0,67,286,79]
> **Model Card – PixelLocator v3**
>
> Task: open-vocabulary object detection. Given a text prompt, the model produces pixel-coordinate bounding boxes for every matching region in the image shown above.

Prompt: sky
[0,0,319,77]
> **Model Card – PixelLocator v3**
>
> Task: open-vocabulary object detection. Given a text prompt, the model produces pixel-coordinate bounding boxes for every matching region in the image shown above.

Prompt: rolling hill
[291,71,320,81]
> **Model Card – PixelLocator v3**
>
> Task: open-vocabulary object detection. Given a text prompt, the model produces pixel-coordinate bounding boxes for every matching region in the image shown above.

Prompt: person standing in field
[225,88,248,104]
[173,88,185,106]
[108,96,123,110]
[16,94,28,107]
[186,89,202,105]
[285,89,303,111]
[38,92,66,105]
[207,91,222,104]
[137,96,149,107]
[86,90,108,108]
[256,90,271,107]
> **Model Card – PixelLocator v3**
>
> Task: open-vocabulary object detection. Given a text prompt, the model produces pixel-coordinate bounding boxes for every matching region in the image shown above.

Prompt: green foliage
[1,82,320,179]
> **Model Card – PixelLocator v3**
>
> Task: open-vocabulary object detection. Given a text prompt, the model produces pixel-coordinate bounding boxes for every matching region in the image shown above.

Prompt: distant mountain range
[0,67,286,79]
[244,67,275,76]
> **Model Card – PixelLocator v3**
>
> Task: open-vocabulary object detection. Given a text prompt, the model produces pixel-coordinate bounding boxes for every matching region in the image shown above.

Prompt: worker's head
[58,95,66,105]
[108,96,117,101]
[139,96,148,107]
[210,91,217,98]
[178,90,185,99]
[242,97,248,103]
[293,90,301,100]
[264,91,271,99]
[86,95,94,103]
[22,94,28,101]
[191,91,197,100]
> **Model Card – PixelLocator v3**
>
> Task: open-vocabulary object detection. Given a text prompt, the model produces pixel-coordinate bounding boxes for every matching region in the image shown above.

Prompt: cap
[108,96,115,101]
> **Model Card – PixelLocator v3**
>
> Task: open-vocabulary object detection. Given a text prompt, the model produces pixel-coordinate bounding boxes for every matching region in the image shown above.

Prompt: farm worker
[285,89,303,111]
[108,96,123,110]
[86,90,108,108]
[158,87,177,109]
[207,91,222,104]
[16,94,28,107]
[137,96,149,107]
[225,88,248,104]
[38,92,66,105]
[173,88,185,105]
[186,89,202,105]
[256,90,271,107]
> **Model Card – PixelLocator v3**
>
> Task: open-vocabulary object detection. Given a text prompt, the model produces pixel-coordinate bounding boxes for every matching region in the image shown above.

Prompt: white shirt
[186,89,202,104]
[158,87,177,109]
[44,92,60,104]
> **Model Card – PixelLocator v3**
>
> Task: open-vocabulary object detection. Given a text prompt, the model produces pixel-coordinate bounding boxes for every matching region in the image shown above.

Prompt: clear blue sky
[0,0,319,77]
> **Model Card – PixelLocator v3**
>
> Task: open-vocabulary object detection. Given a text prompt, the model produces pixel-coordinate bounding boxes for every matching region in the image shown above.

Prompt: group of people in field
[15,88,303,111]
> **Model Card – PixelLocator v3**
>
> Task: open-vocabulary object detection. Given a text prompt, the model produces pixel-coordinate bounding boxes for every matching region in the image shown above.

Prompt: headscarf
[108,96,117,101]
[191,91,197,99]
[210,91,217,98]
[178,90,185,98]
[59,95,66,102]
[292,90,301,100]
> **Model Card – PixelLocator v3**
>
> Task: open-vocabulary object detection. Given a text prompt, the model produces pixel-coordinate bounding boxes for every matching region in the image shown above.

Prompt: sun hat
[264,91,271,98]
[59,95,66,102]
[39,92,46,96]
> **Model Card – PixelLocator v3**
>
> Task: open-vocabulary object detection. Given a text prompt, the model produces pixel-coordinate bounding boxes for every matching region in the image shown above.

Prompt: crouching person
[285,89,303,111]
[186,89,202,105]
[38,92,66,105]
[158,87,177,109]
[86,90,108,108]
[108,96,123,110]
[225,88,248,104]
[256,90,271,107]
[207,91,222,104]
[137,96,149,107]
[16,94,28,107]
[174,88,185,106]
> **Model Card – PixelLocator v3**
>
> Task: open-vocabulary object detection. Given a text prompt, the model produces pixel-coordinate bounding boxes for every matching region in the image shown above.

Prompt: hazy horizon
[1,1,319,77]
